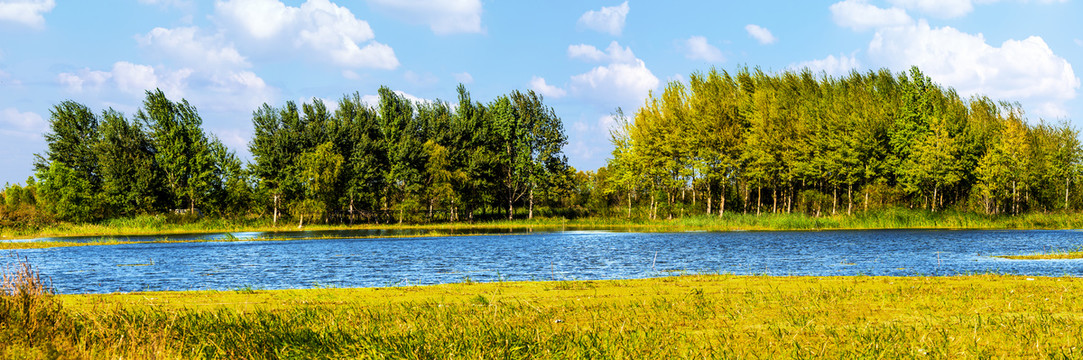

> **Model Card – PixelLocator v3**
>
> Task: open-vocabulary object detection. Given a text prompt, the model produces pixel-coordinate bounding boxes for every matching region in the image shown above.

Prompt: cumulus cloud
[529,76,566,99]
[683,36,725,63]
[215,0,398,69]
[888,0,1066,19]
[869,20,1079,118]
[452,72,473,84]
[745,24,777,45]
[0,107,47,139]
[887,0,973,18]
[565,41,658,108]
[577,1,629,36]
[57,61,275,113]
[791,53,861,77]
[568,45,658,109]
[568,41,636,64]
[0,0,54,28]
[137,27,249,69]
[830,0,912,31]
[365,0,483,35]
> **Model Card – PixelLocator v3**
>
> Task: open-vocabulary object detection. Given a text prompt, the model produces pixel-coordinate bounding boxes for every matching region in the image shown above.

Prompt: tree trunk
[847,182,853,216]
[273,193,279,227]
[1012,181,1017,215]
[349,196,355,225]
[756,186,761,216]
[719,181,726,217]
[298,212,304,228]
[932,184,939,212]
[508,193,514,220]
[832,186,837,215]
[864,186,869,212]
[706,182,712,215]
[528,185,534,220]
[1067,176,1071,210]
[772,187,777,214]
[627,193,632,218]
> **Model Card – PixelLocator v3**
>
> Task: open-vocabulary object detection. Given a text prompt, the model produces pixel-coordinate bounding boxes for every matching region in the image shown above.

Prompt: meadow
[3,257,1083,358]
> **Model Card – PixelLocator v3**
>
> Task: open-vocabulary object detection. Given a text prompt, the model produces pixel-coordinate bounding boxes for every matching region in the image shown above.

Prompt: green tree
[96,109,161,216]
[136,89,218,212]
[36,161,94,222]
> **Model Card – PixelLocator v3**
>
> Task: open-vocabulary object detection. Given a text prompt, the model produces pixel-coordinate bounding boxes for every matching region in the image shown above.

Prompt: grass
[4,208,1083,249]
[996,245,1083,260]
[5,255,1083,358]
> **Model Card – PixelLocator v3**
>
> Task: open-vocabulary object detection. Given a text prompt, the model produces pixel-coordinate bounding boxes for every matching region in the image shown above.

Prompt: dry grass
[0,267,1081,358]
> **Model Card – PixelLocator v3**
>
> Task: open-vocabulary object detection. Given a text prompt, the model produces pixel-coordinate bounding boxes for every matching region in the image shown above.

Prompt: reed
[996,245,1083,260]
[5,208,1083,248]
[4,259,1083,358]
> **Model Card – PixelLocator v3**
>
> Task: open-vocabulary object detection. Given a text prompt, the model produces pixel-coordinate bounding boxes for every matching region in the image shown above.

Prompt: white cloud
[297,96,340,113]
[365,0,483,35]
[887,0,1067,19]
[597,114,619,133]
[566,41,659,108]
[577,1,629,36]
[137,27,249,69]
[570,59,658,109]
[453,72,473,84]
[791,53,861,77]
[0,67,20,87]
[529,76,566,99]
[57,68,112,93]
[568,41,636,64]
[830,0,912,31]
[215,0,399,69]
[0,107,46,139]
[745,24,777,45]
[683,36,725,63]
[888,0,973,18]
[360,90,426,108]
[57,61,275,113]
[0,0,54,28]
[869,20,1079,118]
[568,44,607,62]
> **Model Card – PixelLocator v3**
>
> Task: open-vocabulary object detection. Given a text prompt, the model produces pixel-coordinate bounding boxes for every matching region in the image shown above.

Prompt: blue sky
[0,0,1080,185]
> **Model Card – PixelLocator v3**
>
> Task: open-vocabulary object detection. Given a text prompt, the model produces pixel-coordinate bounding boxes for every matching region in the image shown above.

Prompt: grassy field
[4,256,1083,358]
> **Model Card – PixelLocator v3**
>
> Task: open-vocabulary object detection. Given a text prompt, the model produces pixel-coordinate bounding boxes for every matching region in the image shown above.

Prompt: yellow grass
[1,274,1077,358]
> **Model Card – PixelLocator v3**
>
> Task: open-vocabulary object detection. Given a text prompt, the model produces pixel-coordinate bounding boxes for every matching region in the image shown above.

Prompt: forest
[0,66,1080,228]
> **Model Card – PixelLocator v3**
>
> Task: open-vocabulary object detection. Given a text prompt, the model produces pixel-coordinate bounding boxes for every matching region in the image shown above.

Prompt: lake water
[3,229,1083,294]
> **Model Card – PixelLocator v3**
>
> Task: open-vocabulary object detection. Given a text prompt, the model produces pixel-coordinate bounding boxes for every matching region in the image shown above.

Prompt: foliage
[606,66,1083,219]
[6,66,1082,228]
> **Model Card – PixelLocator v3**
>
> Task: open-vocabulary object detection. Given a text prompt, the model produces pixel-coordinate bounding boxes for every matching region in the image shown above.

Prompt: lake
[3,229,1083,294]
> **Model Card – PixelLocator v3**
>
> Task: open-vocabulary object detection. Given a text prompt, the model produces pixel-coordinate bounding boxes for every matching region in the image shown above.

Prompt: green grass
[996,245,1083,260]
[5,255,1083,358]
[4,208,1083,249]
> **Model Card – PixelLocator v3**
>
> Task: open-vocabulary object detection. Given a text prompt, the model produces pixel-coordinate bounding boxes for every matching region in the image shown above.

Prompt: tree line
[601,66,1081,219]
[1,85,569,227]
[1,66,1080,228]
